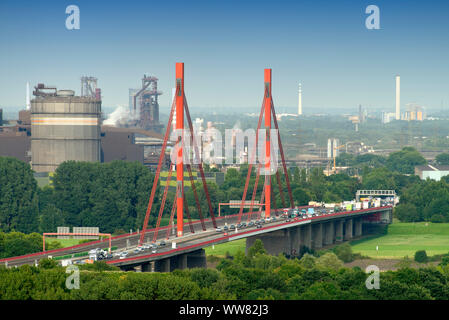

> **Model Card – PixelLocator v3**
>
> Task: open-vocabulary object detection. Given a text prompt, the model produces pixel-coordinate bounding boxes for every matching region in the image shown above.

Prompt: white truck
[88,248,110,261]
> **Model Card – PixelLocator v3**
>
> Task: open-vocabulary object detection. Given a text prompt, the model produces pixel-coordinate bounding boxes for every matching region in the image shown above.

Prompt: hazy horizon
[1,0,448,110]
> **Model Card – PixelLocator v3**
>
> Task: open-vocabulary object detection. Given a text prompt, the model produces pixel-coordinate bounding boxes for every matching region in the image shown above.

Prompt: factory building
[0,109,32,162]
[130,75,163,133]
[100,127,144,163]
[415,165,449,181]
[1,78,166,174]
[30,84,102,173]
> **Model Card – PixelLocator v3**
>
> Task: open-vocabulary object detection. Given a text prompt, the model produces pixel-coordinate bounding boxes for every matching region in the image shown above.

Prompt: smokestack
[395,75,400,120]
[297,83,302,115]
[26,82,31,110]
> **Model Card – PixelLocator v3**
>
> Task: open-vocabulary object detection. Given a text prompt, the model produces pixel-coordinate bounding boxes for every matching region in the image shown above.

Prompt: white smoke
[103,105,138,127]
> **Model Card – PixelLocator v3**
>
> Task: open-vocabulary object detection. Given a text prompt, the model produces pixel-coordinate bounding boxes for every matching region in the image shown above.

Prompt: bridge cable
[139,88,178,246]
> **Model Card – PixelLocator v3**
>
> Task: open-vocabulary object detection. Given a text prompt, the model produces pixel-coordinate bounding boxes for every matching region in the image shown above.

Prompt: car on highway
[142,244,150,250]
[241,222,247,228]
[230,224,236,230]
[256,224,262,229]
[119,252,128,259]
[223,225,229,231]
[215,227,222,232]
[248,221,254,227]
[159,240,166,246]
[152,249,157,254]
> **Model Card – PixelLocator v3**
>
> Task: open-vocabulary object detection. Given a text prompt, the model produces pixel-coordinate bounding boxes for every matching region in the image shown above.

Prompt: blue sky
[0,0,448,113]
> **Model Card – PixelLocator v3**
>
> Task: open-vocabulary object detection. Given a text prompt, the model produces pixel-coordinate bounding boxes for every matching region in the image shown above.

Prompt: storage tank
[31,89,101,172]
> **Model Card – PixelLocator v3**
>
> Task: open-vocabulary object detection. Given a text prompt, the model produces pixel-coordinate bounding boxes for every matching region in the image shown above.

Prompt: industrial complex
[0,76,166,177]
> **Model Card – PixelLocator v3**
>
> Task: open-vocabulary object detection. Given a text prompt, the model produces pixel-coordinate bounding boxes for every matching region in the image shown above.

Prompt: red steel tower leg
[264,69,272,219]
[176,62,184,237]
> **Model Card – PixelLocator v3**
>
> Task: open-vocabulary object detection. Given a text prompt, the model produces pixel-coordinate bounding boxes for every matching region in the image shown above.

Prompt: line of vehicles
[113,240,167,260]
[57,198,394,266]
[309,197,396,212]
[67,240,170,265]
[215,207,317,233]
[215,218,273,233]
[214,197,395,234]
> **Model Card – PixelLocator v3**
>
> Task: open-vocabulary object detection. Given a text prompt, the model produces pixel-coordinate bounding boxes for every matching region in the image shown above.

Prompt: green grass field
[204,222,449,259]
[46,238,83,248]
[351,222,449,259]
[205,239,246,257]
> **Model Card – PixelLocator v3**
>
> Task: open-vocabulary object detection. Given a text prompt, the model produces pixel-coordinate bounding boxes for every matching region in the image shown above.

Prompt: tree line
[2,240,449,300]
[0,146,446,239]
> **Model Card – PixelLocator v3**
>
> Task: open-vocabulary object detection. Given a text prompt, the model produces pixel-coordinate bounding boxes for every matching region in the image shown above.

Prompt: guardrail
[106,205,392,266]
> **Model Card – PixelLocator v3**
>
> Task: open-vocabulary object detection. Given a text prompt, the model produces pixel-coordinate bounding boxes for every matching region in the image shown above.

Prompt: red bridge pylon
[139,62,217,246]
[237,69,294,224]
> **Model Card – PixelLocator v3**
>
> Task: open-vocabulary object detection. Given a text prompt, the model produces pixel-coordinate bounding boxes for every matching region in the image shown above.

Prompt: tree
[299,281,343,300]
[0,231,43,258]
[386,147,426,174]
[436,153,449,165]
[0,157,39,233]
[247,239,267,258]
[333,243,354,263]
[39,204,64,233]
[414,250,428,263]
[298,253,317,269]
[394,203,421,222]
[362,167,397,191]
[292,187,311,206]
[316,252,344,271]
[51,160,155,233]
[189,268,220,288]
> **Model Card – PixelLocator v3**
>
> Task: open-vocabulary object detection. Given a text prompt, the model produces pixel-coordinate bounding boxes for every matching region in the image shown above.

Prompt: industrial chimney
[26,82,31,110]
[298,83,302,115]
[395,75,400,120]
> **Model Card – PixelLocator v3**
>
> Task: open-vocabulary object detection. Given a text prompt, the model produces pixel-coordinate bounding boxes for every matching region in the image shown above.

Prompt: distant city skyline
[1,0,448,112]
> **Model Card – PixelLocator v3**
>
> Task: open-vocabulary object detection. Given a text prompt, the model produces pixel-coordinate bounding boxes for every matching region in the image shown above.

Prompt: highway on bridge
[0,205,392,268]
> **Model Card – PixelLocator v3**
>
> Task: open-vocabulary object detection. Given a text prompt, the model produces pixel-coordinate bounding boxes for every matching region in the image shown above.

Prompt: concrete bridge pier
[354,218,362,237]
[154,258,170,272]
[141,262,152,272]
[246,229,291,256]
[344,219,353,240]
[335,220,343,243]
[312,223,323,249]
[170,254,187,271]
[323,221,334,246]
[300,224,312,249]
[120,265,136,272]
[288,226,301,257]
[186,249,207,269]
[152,249,207,272]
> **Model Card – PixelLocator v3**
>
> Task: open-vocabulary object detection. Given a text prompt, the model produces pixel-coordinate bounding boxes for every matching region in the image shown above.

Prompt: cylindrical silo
[31,90,101,172]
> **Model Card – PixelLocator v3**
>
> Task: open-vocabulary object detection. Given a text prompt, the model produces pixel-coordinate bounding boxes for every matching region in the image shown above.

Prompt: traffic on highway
[1,196,395,268]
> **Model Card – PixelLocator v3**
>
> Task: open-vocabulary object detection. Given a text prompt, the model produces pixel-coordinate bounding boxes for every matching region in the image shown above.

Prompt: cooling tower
[31,89,101,172]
